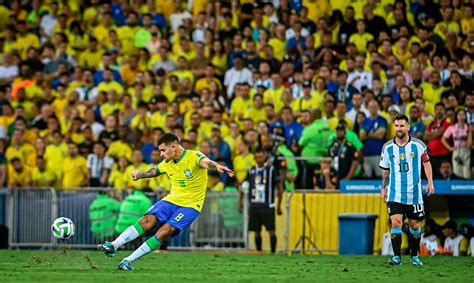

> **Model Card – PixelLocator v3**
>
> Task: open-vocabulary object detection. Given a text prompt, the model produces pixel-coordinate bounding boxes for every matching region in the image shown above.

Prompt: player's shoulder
[381,139,394,152]
[411,137,427,148]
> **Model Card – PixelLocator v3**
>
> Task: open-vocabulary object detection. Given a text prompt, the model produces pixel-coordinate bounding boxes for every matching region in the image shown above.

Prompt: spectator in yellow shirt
[233,140,256,184]
[147,148,171,191]
[97,69,124,96]
[31,156,56,187]
[78,37,103,69]
[243,94,267,124]
[8,157,32,188]
[5,129,36,168]
[62,143,89,189]
[125,150,149,189]
[349,20,374,53]
[107,125,133,162]
[108,156,129,191]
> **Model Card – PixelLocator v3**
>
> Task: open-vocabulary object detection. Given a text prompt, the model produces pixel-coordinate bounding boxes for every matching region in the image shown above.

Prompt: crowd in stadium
[0,0,472,193]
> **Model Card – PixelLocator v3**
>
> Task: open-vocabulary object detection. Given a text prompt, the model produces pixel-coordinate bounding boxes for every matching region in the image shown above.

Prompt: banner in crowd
[339,180,474,195]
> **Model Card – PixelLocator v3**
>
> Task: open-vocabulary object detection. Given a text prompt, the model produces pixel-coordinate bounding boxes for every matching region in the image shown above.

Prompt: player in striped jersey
[379,114,435,266]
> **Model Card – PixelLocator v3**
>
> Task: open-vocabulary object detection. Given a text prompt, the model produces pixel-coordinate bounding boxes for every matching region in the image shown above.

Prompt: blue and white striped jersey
[379,137,429,205]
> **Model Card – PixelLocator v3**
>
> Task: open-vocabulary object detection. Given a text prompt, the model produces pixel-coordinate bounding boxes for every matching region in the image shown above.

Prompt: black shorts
[248,207,275,232]
[387,201,425,221]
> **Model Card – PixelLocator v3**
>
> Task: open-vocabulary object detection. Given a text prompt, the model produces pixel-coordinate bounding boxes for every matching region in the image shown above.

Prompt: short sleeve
[379,145,390,170]
[103,156,114,170]
[156,161,167,174]
[443,125,454,139]
[195,151,207,166]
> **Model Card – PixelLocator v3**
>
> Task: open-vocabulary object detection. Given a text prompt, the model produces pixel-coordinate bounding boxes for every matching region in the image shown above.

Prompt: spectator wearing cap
[442,220,469,256]
[329,124,361,187]
[224,54,253,101]
[360,100,387,178]
[87,141,114,187]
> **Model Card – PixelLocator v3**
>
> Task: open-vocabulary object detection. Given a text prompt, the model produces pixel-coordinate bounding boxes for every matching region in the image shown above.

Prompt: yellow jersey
[233,152,256,183]
[31,167,56,187]
[8,166,32,187]
[107,140,133,162]
[125,163,150,189]
[5,143,37,167]
[62,156,88,189]
[44,143,68,178]
[108,168,128,190]
[156,150,208,212]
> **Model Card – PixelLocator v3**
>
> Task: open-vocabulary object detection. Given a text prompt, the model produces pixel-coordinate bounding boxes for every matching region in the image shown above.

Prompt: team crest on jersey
[400,153,405,160]
[411,152,415,158]
[184,169,192,178]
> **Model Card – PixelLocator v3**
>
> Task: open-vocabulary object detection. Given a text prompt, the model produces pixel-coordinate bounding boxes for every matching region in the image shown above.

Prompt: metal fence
[5,187,248,250]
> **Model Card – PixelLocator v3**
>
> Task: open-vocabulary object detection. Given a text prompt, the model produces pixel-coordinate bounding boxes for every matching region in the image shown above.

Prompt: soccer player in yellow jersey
[98,133,234,270]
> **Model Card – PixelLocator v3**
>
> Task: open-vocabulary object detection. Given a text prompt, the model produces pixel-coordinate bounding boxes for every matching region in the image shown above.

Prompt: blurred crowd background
[0,0,473,192]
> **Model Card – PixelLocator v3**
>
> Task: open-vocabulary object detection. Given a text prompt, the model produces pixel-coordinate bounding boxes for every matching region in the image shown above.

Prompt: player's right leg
[387,202,404,265]
[97,214,158,257]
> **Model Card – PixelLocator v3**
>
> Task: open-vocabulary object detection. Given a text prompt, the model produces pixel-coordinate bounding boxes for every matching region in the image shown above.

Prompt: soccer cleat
[118,260,134,271]
[411,256,423,266]
[388,256,402,265]
[97,241,115,258]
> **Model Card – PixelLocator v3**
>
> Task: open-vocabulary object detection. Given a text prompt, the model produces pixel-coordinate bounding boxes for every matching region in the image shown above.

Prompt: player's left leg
[118,224,177,271]
[408,219,423,266]
[98,214,159,257]
[118,205,200,270]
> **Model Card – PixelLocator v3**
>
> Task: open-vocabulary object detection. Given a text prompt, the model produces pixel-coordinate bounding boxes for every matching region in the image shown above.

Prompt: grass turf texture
[0,250,472,282]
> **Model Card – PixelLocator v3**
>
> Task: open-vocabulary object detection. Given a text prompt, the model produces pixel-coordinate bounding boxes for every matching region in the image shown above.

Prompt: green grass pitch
[0,250,472,282]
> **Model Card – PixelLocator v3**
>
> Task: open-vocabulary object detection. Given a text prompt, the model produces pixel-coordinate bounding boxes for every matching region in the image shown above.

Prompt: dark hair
[157,133,180,145]
[394,114,409,122]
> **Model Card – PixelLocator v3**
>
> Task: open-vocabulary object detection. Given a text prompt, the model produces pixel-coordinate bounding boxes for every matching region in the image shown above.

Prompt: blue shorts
[145,200,200,238]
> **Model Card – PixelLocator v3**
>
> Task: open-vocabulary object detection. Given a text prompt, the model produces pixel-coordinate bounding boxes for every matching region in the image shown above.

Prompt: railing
[5,187,248,250]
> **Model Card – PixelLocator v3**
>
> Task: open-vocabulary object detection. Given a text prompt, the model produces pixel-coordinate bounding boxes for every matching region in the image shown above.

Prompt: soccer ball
[51,217,76,240]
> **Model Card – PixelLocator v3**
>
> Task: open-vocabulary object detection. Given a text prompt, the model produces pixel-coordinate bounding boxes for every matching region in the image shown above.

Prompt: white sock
[124,241,151,263]
[111,226,139,250]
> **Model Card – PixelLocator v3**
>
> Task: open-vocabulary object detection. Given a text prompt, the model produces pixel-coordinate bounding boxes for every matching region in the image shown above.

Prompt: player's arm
[199,157,234,177]
[132,167,162,180]
[380,169,389,203]
[422,154,435,195]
